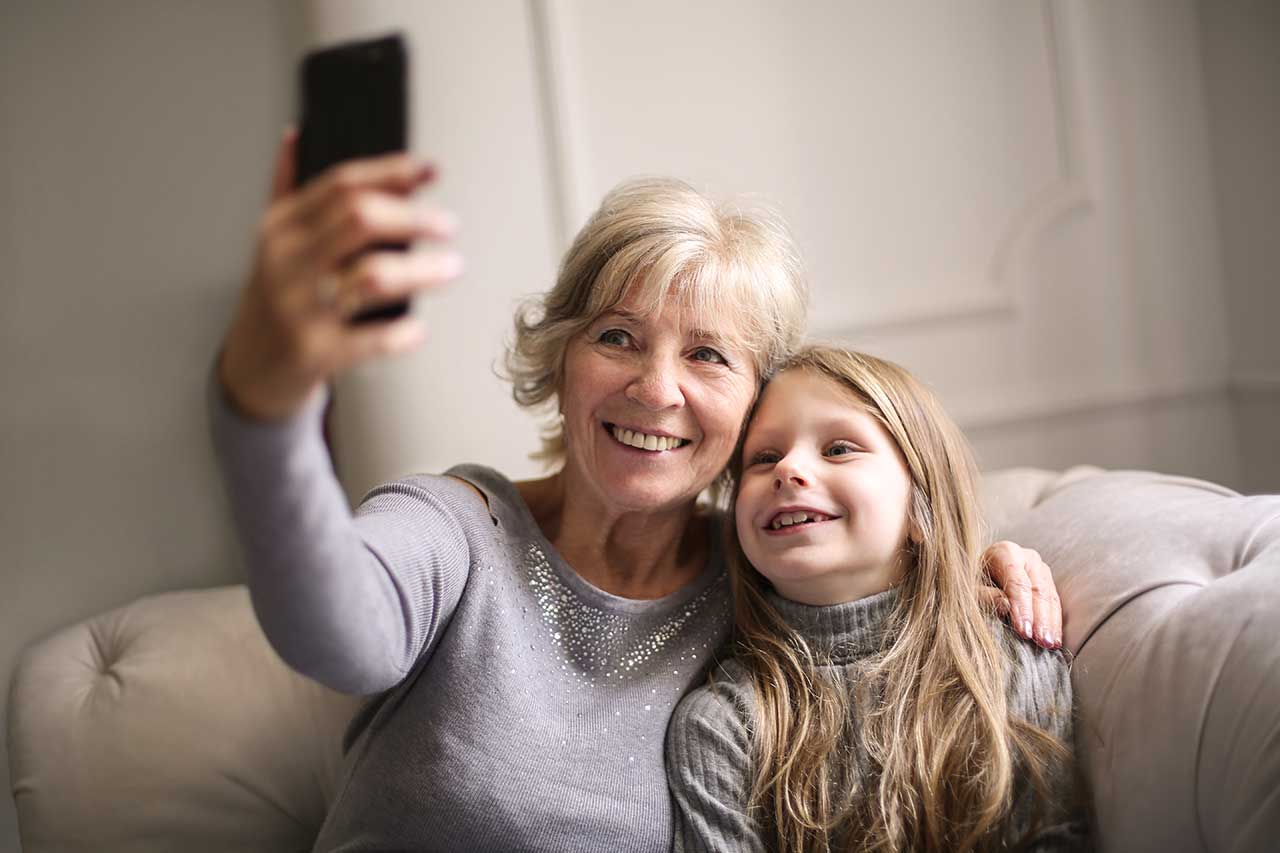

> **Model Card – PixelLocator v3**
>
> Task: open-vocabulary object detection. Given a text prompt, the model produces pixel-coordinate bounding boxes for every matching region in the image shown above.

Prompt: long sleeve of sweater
[207,368,473,695]
[1001,631,1092,851]
[666,663,766,853]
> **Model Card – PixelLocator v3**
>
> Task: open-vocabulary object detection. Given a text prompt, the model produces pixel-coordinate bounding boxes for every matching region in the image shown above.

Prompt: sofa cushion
[998,470,1280,853]
[7,585,362,852]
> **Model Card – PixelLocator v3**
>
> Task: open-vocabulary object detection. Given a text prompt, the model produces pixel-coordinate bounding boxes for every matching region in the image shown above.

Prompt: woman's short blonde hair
[505,177,809,462]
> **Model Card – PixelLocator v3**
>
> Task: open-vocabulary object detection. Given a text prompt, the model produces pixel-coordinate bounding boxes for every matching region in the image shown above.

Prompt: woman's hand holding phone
[216,128,461,422]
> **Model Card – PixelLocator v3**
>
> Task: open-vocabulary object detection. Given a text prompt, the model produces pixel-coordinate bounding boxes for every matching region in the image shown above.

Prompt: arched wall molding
[527,0,1095,336]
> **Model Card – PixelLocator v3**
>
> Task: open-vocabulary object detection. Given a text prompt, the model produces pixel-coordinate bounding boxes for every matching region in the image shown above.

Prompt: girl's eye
[825,442,858,458]
[691,346,728,365]
[748,450,780,466]
[598,328,631,347]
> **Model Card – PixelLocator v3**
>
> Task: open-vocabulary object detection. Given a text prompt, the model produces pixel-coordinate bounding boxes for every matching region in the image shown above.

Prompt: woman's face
[559,289,757,516]
[735,369,914,605]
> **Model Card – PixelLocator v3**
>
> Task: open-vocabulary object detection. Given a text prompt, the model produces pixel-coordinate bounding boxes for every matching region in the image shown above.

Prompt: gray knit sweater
[208,376,732,851]
[666,588,1090,852]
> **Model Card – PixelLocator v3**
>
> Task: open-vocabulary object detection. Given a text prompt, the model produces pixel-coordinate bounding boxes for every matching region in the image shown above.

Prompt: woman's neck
[516,471,710,599]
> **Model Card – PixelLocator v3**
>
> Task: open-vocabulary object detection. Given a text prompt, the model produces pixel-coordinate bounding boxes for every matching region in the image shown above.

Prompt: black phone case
[297,33,410,324]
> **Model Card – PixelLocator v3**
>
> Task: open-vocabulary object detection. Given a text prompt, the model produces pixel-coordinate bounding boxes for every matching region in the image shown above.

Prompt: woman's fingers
[309,192,457,274]
[978,586,1012,620]
[983,540,1035,641]
[219,138,457,423]
[293,151,436,226]
[1025,551,1063,649]
[982,541,1063,649]
[332,248,464,317]
[268,126,299,203]
[335,312,427,369]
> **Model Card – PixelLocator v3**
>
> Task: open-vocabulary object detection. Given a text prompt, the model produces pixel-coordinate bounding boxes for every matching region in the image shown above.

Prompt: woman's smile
[604,421,693,453]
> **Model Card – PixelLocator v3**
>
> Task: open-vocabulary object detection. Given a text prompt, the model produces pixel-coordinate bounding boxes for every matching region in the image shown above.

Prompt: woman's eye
[598,328,631,347]
[691,346,727,365]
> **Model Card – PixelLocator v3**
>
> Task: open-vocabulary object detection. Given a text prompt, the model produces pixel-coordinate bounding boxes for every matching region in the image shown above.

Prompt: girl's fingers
[1025,553,1063,649]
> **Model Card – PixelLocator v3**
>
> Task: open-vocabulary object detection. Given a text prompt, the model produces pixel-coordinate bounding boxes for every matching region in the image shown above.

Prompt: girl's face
[735,369,915,605]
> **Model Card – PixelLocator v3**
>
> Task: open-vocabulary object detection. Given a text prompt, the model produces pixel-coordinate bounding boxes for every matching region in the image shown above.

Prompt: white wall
[1199,0,1280,495]
[1,1,303,848]
[325,0,1251,497]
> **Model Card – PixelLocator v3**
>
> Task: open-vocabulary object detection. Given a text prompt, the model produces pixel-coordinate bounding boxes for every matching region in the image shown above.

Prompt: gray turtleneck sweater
[665,588,1090,851]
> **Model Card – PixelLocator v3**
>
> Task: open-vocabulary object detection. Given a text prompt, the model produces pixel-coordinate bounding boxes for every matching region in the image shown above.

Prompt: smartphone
[296,32,411,324]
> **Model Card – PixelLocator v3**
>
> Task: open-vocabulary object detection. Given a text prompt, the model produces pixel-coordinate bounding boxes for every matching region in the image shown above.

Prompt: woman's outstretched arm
[209,372,480,695]
[210,129,467,694]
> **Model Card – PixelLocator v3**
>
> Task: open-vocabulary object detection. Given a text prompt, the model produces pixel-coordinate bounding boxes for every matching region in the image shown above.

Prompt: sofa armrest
[8,585,363,852]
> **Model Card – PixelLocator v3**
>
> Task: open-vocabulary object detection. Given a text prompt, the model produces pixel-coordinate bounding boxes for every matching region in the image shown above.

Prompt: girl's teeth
[770,511,829,530]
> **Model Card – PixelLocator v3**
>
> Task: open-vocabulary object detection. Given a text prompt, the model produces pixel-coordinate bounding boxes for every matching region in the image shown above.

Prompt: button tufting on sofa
[9,586,365,852]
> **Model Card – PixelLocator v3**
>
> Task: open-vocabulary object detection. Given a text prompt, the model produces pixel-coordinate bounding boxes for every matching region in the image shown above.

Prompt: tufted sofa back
[994,469,1280,852]
[7,467,1280,851]
[7,586,361,852]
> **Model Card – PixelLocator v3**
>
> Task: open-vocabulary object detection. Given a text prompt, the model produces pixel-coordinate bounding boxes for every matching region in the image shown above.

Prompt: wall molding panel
[531,0,1096,337]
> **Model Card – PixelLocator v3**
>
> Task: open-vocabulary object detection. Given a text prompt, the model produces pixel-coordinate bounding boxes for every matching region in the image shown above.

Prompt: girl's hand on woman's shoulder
[217,127,462,422]
[981,541,1062,650]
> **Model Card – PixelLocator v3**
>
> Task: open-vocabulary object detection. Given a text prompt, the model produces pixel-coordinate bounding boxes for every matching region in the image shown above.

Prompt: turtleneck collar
[764,586,901,664]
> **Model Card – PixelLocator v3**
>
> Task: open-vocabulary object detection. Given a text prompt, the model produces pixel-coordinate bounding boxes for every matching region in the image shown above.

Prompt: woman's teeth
[769,511,831,530]
[611,425,685,452]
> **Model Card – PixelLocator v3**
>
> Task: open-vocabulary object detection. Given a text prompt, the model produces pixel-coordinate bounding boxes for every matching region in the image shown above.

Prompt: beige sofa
[8,467,1280,851]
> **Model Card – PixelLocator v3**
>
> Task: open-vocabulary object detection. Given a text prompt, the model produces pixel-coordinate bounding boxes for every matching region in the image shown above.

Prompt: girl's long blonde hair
[728,346,1071,852]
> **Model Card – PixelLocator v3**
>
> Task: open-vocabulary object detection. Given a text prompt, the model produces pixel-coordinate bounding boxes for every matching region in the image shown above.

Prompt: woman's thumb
[269,125,299,202]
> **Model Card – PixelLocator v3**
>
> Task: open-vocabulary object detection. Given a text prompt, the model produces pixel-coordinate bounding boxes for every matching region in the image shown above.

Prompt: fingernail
[1022,619,1033,638]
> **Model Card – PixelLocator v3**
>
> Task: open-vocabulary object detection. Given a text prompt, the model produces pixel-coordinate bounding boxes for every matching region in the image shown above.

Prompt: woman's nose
[625,357,684,410]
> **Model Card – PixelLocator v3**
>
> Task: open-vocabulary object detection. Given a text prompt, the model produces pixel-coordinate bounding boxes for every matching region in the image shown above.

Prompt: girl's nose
[773,456,810,490]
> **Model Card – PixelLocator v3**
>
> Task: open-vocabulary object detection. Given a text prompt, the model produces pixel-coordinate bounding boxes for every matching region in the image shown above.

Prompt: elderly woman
[211,132,1062,851]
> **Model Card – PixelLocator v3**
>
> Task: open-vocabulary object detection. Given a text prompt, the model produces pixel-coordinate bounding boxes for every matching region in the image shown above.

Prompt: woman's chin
[594,472,706,515]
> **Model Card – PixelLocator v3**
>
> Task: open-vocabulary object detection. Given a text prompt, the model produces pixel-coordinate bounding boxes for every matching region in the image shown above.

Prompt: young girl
[667,346,1088,852]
